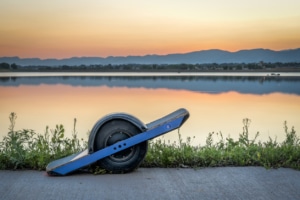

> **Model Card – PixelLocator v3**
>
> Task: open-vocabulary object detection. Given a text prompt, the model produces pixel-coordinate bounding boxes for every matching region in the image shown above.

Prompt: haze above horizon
[1,0,300,59]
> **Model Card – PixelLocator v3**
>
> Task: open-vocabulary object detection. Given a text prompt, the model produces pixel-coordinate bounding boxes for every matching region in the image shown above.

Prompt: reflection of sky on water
[1,76,300,95]
[1,78,300,145]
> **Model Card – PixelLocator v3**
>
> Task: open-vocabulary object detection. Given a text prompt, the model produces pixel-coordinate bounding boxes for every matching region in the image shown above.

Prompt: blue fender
[88,113,147,154]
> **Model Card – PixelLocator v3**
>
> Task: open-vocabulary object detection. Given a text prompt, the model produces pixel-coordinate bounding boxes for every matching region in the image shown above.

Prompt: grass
[0,113,299,172]
[143,119,300,170]
[0,113,87,170]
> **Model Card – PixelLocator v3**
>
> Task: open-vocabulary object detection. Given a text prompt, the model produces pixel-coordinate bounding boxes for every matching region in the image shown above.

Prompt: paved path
[1,167,300,200]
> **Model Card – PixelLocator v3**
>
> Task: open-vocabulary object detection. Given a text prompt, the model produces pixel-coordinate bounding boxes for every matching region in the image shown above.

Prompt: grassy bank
[0,113,299,172]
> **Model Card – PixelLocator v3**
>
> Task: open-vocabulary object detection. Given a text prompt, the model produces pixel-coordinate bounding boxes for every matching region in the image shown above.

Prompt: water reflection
[1,79,300,145]
[1,76,300,94]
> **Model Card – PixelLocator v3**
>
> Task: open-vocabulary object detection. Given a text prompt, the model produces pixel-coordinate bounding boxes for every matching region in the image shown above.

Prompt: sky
[1,0,300,59]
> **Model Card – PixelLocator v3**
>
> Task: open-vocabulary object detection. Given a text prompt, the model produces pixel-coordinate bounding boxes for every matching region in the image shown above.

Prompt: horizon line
[1,47,300,60]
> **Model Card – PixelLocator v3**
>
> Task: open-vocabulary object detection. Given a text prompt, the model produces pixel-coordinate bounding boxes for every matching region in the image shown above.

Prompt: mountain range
[1,48,300,66]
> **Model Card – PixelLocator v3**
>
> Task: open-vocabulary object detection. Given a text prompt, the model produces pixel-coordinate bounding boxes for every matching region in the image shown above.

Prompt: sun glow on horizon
[1,0,300,59]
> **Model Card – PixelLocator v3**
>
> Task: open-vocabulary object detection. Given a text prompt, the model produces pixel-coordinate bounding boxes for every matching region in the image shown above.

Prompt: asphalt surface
[1,167,300,200]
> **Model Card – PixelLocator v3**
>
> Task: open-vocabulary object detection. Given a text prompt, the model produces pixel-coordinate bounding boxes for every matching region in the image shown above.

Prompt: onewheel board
[46,108,189,176]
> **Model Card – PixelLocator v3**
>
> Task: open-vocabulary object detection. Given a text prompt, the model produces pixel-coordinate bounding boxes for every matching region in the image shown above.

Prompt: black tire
[94,120,148,173]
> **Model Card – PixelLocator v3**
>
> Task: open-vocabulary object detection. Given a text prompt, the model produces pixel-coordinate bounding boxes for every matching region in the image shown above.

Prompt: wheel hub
[105,131,135,161]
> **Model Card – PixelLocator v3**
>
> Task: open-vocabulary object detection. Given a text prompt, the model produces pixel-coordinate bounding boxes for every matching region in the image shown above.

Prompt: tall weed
[0,113,86,170]
[143,118,300,170]
[0,114,299,171]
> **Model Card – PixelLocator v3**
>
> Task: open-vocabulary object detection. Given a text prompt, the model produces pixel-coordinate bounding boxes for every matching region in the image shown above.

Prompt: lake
[1,72,300,145]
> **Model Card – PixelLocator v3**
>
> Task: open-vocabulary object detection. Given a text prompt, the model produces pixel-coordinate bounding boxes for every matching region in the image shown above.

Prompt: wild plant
[0,113,87,170]
[0,114,299,171]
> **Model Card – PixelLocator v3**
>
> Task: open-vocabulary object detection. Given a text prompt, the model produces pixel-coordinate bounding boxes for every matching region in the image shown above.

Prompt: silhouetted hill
[1,48,300,66]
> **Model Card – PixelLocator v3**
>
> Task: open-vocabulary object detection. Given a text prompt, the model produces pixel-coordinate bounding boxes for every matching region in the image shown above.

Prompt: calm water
[1,73,300,145]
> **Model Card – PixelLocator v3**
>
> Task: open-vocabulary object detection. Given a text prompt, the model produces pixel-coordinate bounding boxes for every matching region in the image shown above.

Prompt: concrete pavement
[1,167,300,200]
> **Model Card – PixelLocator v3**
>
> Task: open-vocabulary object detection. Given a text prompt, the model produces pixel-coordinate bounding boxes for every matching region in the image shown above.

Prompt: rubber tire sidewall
[94,120,148,173]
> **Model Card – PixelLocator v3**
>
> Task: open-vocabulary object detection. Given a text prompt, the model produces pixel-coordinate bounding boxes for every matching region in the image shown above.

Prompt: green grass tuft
[142,118,300,170]
[0,113,299,172]
[0,113,87,170]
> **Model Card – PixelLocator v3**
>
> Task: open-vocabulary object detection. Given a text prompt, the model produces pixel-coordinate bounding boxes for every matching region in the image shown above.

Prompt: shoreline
[1,71,300,77]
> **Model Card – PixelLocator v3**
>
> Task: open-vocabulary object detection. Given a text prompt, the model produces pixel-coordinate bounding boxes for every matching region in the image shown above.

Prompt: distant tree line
[0,63,18,71]
[1,62,300,72]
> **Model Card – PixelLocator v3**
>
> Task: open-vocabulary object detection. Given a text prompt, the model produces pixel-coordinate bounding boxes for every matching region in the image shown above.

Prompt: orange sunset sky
[1,0,300,59]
